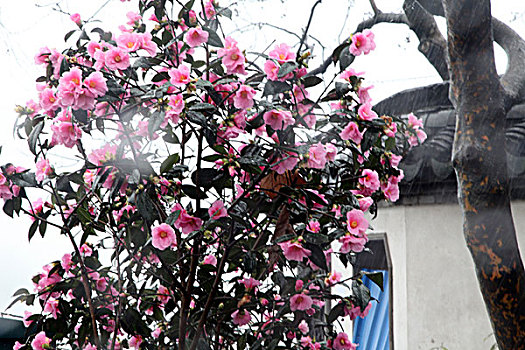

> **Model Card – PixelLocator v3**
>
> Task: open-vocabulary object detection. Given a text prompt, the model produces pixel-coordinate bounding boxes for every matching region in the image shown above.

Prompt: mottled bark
[444,1,525,349]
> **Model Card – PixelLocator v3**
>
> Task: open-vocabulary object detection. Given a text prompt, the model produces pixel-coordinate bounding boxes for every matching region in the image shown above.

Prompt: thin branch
[296,0,323,58]
[369,0,382,15]
[308,12,408,76]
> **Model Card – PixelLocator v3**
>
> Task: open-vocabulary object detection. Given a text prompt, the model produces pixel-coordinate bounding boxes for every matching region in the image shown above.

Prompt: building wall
[371,201,525,350]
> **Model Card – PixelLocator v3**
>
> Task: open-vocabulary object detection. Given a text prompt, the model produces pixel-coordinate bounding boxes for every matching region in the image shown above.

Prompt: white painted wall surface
[370,201,525,350]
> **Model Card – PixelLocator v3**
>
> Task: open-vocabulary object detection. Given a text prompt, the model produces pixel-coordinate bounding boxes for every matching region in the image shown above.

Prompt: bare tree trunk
[443,0,525,348]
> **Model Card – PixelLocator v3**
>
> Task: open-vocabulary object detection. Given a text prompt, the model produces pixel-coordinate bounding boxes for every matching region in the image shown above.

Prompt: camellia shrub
[5,0,425,349]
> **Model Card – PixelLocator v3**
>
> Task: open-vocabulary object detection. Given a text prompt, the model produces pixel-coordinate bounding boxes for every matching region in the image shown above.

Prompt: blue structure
[352,270,391,349]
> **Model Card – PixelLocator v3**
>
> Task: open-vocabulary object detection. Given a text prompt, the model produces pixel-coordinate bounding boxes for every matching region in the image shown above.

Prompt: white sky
[0,0,524,317]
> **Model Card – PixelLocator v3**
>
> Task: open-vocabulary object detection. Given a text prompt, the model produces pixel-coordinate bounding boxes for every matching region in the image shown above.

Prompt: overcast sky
[0,0,524,317]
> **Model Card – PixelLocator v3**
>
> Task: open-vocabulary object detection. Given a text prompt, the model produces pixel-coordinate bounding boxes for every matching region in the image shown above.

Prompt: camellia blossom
[340,121,363,144]
[35,158,53,182]
[298,320,309,334]
[307,143,328,169]
[333,332,356,350]
[31,331,51,350]
[231,309,251,326]
[208,200,228,219]
[269,43,296,64]
[357,102,377,121]
[152,223,176,250]
[239,277,261,290]
[263,109,295,130]
[359,169,381,193]
[349,29,375,56]
[104,47,130,71]
[289,293,313,311]
[168,64,191,87]
[346,209,368,236]
[184,27,209,47]
[70,13,81,25]
[278,240,311,261]
[233,85,256,110]
[203,254,217,266]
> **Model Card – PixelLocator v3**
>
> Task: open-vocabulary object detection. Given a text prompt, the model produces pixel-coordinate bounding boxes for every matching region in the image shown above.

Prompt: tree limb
[308,12,408,76]
[493,18,525,108]
[402,0,449,80]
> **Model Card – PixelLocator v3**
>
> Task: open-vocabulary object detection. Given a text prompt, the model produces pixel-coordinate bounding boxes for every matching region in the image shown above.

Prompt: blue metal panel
[353,269,390,350]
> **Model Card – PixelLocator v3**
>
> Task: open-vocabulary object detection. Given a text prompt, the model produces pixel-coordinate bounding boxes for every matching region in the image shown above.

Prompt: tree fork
[444,0,525,348]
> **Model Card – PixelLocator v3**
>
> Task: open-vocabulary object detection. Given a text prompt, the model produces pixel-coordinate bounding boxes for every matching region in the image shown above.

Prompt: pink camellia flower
[298,319,309,334]
[151,223,176,250]
[239,277,261,290]
[176,211,202,235]
[357,103,377,121]
[203,0,216,19]
[333,332,356,350]
[61,253,74,272]
[358,196,374,212]
[263,60,280,81]
[349,29,375,56]
[13,341,23,350]
[346,209,368,236]
[35,157,53,182]
[271,153,299,175]
[269,43,296,64]
[289,293,313,311]
[263,109,295,130]
[208,200,228,220]
[359,169,380,193]
[44,298,60,319]
[358,84,374,104]
[295,279,304,291]
[408,128,428,147]
[233,85,256,110]
[129,335,143,349]
[79,243,93,256]
[307,143,328,169]
[340,122,363,144]
[152,327,162,339]
[39,88,59,112]
[339,233,368,253]
[408,112,424,129]
[70,13,81,25]
[339,68,365,81]
[231,309,251,326]
[23,310,33,327]
[104,47,130,71]
[168,64,191,87]
[126,11,142,25]
[306,220,321,233]
[157,285,170,305]
[325,271,342,286]
[184,27,209,47]
[83,71,107,97]
[203,254,217,266]
[325,143,338,162]
[344,301,372,320]
[31,331,51,350]
[278,240,311,262]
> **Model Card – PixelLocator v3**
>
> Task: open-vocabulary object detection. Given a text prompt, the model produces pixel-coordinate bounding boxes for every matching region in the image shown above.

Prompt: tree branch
[402,0,449,80]
[296,0,323,58]
[308,12,408,76]
[493,18,525,108]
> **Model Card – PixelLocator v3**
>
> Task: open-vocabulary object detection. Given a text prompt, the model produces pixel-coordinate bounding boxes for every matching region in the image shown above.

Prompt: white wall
[370,201,525,350]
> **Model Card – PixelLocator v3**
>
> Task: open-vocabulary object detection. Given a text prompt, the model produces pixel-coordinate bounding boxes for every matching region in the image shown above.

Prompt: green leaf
[28,220,39,242]
[203,27,223,47]
[331,42,350,64]
[165,210,181,226]
[136,192,158,223]
[263,80,291,97]
[3,199,13,218]
[39,220,47,238]
[277,61,297,78]
[12,288,29,297]
[187,111,207,126]
[64,29,77,42]
[189,103,216,112]
[148,111,165,139]
[191,168,219,188]
[304,242,328,270]
[364,271,384,292]
[181,184,207,199]
[160,153,180,174]
[302,75,323,88]
[327,301,345,323]
[339,47,355,71]
[28,121,44,155]
[352,280,371,311]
